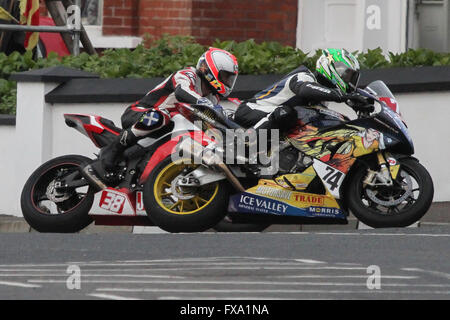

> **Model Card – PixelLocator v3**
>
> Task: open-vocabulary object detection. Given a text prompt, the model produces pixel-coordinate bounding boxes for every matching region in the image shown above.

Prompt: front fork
[363,152,400,187]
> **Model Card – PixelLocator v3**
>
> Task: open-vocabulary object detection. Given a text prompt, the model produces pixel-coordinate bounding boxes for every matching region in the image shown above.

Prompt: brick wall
[103,0,140,36]
[137,0,192,38]
[191,0,298,46]
[37,0,297,45]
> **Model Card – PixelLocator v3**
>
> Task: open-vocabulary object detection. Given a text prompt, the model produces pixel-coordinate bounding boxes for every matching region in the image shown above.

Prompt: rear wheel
[346,157,433,228]
[143,157,229,233]
[21,155,95,233]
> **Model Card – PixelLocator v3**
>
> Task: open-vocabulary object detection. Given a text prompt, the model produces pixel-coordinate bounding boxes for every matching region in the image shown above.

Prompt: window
[81,0,102,26]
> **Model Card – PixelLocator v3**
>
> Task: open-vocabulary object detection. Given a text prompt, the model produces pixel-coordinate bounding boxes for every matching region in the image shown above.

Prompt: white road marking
[0,257,324,268]
[0,274,185,278]
[266,232,450,237]
[0,281,41,288]
[402,268,450,280]
[273,275,418,279]
[96,288,450,294]
[74,256,312,264]
[0,266,368,273]
[315,232,450,237]
[16,266,368,272]
[157,296,288,300]
[294,259,325,264]
[28,280,449,287]
[87,293,142,300]
[47,261,330,267]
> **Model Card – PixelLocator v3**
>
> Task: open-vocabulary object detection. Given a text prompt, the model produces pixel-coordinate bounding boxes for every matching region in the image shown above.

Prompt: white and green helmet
[316,48,361,94]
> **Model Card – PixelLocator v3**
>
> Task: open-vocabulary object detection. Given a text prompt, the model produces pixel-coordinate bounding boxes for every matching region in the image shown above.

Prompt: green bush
[1,34,449,115]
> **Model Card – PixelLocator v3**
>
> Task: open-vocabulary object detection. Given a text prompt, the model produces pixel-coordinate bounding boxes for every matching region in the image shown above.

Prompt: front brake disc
[365,171,412,206]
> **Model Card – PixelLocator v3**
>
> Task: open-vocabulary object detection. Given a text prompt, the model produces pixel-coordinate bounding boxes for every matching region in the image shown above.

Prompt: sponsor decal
[239,194,289,215]
[387,157,397,166]
[228,192,346,219]
[99,191,125,214]
[306,83,331,94]
[136,191,144,211]
[379,97,398,113]
[210,79,222,90]
[308,206,342,217]
[294,194,325,205]
[254,186,292,201]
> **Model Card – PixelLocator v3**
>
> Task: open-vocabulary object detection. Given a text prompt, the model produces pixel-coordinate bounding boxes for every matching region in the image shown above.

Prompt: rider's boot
[81,128,138,190]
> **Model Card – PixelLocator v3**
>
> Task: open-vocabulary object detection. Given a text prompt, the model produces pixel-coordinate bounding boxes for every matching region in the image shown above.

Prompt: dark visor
[335,62,360,90]
[341,68,360,89]
[219,70,236,88]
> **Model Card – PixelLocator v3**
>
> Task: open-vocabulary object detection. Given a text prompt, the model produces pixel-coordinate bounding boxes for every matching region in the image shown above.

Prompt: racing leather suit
[122,67,219,135]
[234,66,345,131]
[103,67,219,171]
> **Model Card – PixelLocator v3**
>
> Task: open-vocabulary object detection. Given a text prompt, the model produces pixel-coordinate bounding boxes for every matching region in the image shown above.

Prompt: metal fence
[0,0,82,55]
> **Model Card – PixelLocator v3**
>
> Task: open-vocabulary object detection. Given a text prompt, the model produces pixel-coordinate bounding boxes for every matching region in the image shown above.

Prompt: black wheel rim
[31,163,89,216]
[357,163,422,217]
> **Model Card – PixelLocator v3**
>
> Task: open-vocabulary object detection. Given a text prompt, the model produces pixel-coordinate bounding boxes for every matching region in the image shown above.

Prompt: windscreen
[366,80,400,114]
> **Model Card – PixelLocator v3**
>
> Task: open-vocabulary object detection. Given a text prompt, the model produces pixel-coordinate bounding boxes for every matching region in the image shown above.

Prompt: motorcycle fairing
[89,188,154,226]
[138,131,215,184]
[228,179,345,219]
[273,166,316,190]
[89,188,147,217]
[312,158,346,199]
[288,123,385,174]
[64,113,121,148]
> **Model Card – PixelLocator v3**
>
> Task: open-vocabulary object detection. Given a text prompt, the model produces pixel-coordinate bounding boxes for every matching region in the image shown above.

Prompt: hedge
[1,34,450,115]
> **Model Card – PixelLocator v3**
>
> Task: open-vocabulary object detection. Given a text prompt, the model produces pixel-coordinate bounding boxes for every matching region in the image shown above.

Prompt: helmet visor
[334,61,360,91]
[341,68,360,90]
[342,69,361,90]
[219,70,237,89]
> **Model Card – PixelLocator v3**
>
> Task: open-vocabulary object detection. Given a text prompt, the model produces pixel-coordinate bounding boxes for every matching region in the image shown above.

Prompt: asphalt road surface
[0,225,449,300]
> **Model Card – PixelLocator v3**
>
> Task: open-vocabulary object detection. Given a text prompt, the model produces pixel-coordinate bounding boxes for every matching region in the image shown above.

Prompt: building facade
[39,0,449,52]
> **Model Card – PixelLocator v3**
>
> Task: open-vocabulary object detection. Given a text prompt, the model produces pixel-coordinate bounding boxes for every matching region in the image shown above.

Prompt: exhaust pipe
[177,137,245,192]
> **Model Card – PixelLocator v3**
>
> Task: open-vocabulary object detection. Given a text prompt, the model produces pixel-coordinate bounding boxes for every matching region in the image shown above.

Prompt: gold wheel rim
[154,159,219,215]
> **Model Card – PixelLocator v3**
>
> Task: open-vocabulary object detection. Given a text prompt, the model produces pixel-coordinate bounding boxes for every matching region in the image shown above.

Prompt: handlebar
[356,87,381,104]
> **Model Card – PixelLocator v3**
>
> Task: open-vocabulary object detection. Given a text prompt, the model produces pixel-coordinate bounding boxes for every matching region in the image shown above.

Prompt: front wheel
[143,157,229,233]
[346,157,433,228]
[21,155,95,233]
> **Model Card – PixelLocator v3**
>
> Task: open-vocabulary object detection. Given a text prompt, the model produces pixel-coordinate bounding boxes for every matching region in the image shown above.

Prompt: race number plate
[90,188,136,216]
[313,159,346,199]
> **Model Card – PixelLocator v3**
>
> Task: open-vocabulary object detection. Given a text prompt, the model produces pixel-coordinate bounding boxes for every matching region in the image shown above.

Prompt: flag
[0,6,19,23]
[19,0,40,51]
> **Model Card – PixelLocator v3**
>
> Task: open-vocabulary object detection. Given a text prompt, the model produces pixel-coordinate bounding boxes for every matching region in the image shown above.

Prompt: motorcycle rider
[234,48,371,136]
[82,47,239,189]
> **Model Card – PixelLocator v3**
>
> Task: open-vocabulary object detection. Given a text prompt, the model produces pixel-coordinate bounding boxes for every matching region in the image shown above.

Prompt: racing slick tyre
[21,155,95,233]
[143,157,229,233]
[346,157,433,228]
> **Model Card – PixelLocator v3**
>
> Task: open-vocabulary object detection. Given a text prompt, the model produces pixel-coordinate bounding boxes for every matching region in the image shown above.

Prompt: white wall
[0,125,18,216]
[396,92,450,201]
[1,86,449,217]
[297,0,407,54]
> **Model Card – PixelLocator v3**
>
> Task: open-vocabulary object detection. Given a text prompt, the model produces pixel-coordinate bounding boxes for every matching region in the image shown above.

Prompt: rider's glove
[342,92,375,113]
[196,97,215,108]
